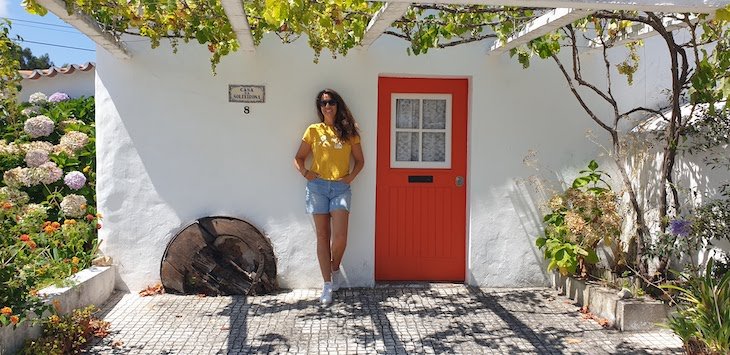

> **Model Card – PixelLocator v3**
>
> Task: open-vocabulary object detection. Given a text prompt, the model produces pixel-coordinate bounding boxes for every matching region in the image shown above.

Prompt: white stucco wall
[19,69,95,102]
[96,33,670,291]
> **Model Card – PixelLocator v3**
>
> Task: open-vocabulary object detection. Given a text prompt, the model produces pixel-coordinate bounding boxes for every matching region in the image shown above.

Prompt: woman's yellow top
[303,123,360,180]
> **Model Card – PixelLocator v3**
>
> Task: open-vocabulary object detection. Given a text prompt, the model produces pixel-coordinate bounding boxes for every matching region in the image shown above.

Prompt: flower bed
[1,92,100,330]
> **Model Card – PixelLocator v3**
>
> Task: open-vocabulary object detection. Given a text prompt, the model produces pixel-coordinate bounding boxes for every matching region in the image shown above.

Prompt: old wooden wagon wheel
[160,216,277,295]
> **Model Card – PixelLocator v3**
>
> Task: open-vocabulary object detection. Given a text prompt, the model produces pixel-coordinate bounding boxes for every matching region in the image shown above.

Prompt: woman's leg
[330,210,349,272]
[313,213,333,282]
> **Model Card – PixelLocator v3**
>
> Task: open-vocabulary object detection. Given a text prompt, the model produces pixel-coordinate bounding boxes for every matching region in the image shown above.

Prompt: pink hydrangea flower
[24,115,55,138]
[38,162,63,185]
[24,149,49,167]
[64,171,86,190]
[59,131,89,152]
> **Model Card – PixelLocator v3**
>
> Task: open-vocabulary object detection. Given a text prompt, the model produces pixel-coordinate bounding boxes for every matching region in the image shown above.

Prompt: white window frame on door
[390,93,452,169]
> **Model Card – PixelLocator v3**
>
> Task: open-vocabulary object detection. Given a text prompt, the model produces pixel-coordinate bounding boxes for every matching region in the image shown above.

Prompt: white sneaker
[331,270,342,292]
[320,282,333,306]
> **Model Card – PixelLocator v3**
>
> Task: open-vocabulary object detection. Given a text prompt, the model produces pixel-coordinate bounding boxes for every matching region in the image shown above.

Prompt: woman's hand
[339,174,354,184]
[304,170,318,181]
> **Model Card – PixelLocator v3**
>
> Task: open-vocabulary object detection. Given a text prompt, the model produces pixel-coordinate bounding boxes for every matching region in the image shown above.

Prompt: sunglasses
[319,99,337,107]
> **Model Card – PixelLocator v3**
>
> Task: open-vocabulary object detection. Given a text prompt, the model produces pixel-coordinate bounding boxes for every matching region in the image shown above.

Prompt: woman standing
[294,89,364,306]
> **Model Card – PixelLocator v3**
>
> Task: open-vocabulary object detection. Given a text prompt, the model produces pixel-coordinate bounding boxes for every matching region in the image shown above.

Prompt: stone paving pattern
[86,285,683,354]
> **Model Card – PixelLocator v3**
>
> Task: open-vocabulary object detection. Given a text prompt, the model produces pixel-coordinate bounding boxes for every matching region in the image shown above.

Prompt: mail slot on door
[408,175,434,183]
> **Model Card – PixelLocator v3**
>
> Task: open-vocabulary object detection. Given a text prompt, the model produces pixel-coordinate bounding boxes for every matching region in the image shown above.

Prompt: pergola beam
[35,0,130,59]
[221,0,256,51]
[490,8,593,55]
[384,0,729,14]
[361,2,411,49]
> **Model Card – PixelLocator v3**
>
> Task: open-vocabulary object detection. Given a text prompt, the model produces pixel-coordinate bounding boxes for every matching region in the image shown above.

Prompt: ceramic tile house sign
[229,85,265,103]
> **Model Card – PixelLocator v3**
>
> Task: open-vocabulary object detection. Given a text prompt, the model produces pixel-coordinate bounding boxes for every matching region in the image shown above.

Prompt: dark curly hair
[316,88,360,142]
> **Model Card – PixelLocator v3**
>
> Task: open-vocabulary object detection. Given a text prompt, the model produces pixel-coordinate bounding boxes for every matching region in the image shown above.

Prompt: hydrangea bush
[0,92,99,327]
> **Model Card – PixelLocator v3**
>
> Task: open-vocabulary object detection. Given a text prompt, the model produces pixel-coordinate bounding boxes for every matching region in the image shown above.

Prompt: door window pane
[422,99,446,129]
[396,132,419,161]
[396,99,420,129]
[422,132,446,162]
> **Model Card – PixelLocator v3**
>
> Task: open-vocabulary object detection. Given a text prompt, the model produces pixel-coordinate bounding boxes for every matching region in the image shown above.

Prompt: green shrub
[20,305,110,355]
[662,260,730,354]
[536,160,622,277]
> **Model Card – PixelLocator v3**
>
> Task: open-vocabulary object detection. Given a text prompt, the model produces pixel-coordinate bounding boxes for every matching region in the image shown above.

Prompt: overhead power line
[1,17,75,29]
[11,22,86,34]
[17,39,94,52]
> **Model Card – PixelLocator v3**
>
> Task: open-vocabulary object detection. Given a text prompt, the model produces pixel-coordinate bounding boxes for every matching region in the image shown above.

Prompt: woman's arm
[294,141,316,180]
[341,143,364,184]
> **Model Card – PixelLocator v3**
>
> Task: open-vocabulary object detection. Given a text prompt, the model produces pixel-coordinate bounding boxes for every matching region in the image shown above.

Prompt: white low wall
[0,266,115,355]
[95,33,672,291]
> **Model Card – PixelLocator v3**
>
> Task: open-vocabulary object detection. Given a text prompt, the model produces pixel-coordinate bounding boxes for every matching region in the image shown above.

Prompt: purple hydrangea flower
[48,92,70,103]
[669,219,692,237]
[23,115,55,138]
[63,171,86,190]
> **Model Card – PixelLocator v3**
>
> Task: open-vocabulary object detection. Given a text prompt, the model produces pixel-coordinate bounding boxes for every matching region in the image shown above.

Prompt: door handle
[456,176,464,187]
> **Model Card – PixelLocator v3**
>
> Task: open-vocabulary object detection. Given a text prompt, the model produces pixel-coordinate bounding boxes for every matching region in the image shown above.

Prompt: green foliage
[717,6,730,22]
[692,200,730,245]
[21,305,110,355]
[536,233,598,276]
[24,0,382,72]
[536,161,622,276]
[689,19,730,111]
[389,5,533,55]
[13,46,54,70]
[0,21,22,125]
[616,41,640,85]
[247,0,380,62]
[661,260,730,354]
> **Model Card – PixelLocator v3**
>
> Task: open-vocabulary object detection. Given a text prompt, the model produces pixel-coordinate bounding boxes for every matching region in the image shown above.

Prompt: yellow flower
[49,315,60,324]
[72,257,80,264]
[64,219,77,225]
[1,307,11,316]
[83,166,91,173]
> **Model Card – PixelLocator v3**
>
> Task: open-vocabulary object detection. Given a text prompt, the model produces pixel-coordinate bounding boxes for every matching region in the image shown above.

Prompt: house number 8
[243,106,250,114]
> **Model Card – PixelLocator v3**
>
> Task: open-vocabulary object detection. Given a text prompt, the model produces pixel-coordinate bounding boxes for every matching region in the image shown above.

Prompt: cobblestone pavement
[86,285,683,354]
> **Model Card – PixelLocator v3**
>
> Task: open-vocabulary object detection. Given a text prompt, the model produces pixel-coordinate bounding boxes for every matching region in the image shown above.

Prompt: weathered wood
[161,217,277,296]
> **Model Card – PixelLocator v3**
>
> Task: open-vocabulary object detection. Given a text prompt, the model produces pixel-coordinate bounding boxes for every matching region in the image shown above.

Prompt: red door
[375,77,468,281]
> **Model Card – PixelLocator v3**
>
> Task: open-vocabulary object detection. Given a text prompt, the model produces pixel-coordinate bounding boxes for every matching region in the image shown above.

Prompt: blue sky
[1,0,96,67]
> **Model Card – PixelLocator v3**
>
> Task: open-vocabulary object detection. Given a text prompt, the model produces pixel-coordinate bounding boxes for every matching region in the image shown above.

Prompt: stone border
[551,272,670,331]
[0,266,115,355]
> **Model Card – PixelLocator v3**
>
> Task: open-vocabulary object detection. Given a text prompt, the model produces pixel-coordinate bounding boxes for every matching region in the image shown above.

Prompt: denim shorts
[305,178,351,214]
